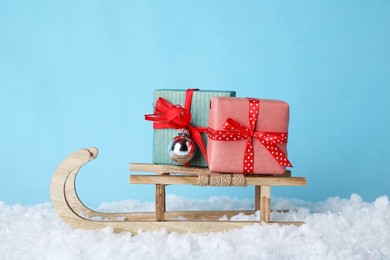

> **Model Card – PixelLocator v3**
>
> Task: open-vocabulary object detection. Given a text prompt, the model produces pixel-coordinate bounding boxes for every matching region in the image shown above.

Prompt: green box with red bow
[145,89,236,167]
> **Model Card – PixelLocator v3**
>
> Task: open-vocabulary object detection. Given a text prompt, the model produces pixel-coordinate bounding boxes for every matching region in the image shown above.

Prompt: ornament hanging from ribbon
[208,98,292,174]
[167,128,196,164]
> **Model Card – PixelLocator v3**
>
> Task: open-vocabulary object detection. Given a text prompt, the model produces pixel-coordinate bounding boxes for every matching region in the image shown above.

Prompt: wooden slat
[130,175,306,186]
[129,163,292,177]
[74,210,291,222]
[130,163,211,175]
[246,176,306,186]
[270,221,304,226]
[164,209,289,220]
[62,209,288,222]
[165,210,256,220]
[63,218,305,234]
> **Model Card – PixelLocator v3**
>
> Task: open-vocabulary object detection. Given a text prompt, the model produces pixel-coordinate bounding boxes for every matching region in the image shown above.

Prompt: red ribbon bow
[208,98,292,174]
[145,89,208,164]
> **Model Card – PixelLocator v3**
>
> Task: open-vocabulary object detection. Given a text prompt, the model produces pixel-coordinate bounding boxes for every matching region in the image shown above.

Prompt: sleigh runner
[50,147,306,234]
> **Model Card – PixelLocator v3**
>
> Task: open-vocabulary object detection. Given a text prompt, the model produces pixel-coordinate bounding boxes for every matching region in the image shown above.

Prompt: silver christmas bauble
[168,129,196,164]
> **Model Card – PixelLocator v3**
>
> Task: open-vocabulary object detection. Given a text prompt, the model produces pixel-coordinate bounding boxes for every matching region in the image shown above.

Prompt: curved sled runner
[50,148,306,234]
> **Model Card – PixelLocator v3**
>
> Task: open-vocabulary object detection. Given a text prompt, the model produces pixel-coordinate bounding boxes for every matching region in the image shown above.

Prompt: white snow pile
[1,194,389,260]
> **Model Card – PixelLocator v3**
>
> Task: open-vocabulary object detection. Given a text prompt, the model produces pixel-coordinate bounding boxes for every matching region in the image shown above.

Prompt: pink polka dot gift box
[207,97,293,174]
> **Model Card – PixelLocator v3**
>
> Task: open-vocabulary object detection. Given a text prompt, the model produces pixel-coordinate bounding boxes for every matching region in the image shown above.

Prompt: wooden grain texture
[255,186,261,211]
[50,148,306,234]
[129,163,211,175]
[260,186,271,223]
[130,175,306,186]
[130,163,292,177]
[156,184,166,221]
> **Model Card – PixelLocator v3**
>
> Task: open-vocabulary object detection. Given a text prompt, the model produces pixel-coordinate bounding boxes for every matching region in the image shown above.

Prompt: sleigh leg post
[260,185,271,223]
[255,186,261,211]
[156,184,166,221]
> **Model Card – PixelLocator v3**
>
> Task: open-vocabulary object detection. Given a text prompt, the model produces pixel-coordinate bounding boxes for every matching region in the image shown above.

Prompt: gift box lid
[153,89,236,127]
[209,97,289,132]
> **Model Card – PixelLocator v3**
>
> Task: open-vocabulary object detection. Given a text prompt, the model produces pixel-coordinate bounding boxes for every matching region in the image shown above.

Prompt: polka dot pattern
[242,98,260,174]
[208,98,293,174]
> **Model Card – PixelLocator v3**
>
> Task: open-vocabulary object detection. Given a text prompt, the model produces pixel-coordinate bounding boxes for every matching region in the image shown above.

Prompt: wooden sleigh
[50,147,307,234]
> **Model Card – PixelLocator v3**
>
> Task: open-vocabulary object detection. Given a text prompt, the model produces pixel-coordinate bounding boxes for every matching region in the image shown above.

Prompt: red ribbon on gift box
[208,98,292,174]
[145,89,208,164]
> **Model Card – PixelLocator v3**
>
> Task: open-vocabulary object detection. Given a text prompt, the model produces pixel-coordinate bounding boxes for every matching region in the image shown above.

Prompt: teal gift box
[151,89,236,167]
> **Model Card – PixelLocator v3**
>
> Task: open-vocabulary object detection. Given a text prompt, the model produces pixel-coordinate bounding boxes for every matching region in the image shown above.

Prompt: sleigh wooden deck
[50,148,306,234]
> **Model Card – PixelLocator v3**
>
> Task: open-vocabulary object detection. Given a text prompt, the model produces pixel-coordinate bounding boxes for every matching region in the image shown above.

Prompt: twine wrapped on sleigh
[197,173,246,186]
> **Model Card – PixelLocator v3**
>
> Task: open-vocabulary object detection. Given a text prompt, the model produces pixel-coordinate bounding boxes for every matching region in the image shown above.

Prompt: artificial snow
[1,194,389,260]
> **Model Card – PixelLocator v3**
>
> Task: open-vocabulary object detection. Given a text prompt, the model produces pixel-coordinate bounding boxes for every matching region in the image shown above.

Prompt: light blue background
[1,0,389,207]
